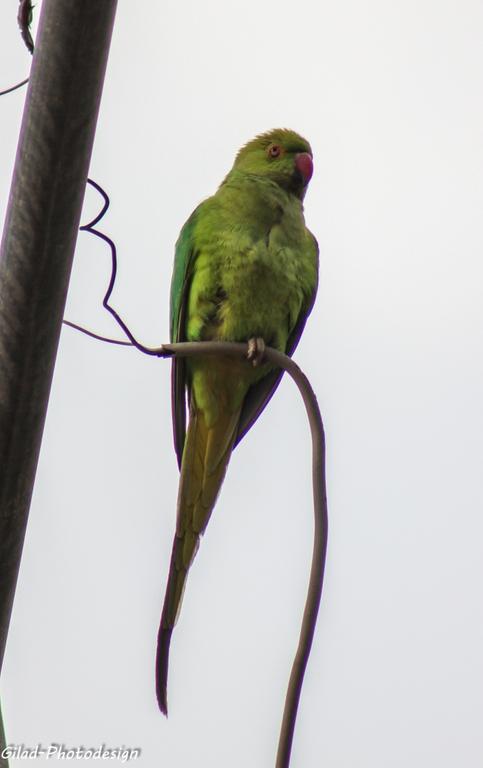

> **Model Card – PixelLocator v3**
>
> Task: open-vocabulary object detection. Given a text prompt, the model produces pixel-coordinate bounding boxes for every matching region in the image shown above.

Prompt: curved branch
[159,341,328,768]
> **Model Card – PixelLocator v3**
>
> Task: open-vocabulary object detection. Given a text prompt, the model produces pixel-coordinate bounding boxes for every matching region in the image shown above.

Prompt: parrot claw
[247,337,266,367]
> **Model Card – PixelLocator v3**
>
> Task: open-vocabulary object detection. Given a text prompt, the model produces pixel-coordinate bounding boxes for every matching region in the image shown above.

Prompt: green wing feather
[170,208,201,469]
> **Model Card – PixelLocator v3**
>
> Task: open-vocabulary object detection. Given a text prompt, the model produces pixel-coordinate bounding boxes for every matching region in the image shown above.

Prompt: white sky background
[1,1,483,766]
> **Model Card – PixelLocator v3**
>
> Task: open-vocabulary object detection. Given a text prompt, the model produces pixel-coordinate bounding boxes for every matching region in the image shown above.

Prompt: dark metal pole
[0,0,118,677]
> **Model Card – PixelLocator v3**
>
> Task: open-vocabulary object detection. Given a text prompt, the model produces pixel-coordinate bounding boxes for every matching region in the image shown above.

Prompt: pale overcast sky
[1,1,483,766]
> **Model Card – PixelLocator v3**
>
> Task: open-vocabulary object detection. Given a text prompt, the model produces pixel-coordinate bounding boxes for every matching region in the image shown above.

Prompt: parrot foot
[247,337,266,367]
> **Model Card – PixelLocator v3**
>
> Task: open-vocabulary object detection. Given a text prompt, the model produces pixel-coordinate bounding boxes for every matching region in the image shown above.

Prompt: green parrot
[156,128,319,715]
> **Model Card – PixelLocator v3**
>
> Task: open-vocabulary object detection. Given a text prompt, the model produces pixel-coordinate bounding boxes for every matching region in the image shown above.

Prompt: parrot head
[231,128,313,199]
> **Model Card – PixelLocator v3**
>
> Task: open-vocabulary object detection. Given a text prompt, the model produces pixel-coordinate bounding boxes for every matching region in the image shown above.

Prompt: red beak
[295,152,313,185]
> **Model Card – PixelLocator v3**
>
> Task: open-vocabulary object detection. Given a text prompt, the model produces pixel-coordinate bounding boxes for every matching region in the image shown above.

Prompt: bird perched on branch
[156,128,319,715]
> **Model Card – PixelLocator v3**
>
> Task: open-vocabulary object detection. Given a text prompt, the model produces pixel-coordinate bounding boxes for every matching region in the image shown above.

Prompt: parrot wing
[170,208,201,469]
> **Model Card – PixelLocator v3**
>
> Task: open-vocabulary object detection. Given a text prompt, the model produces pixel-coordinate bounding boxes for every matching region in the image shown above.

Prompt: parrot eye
[268,144,282,158]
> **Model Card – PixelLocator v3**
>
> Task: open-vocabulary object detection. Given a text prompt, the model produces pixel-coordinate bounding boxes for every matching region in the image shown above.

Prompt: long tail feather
[156,401,241,715]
